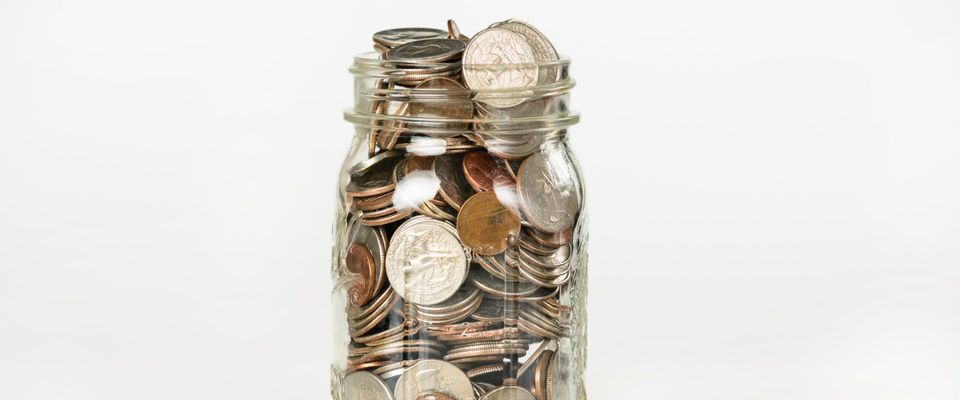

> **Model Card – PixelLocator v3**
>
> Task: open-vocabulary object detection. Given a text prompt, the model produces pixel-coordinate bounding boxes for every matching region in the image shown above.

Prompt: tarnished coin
[516,151,579,233]
[374,27,448,48]
[410,78,474,129]
[385,217,469,305]
[342,371,393,400]
[463,28,537,108]
[457,192,521,256]
[347,155,400,199]
[388,39,466,63]
[433,153,475,210]
[346,242,379,306]
[462,151,516,192]
[483,386,536,400]
[394,360,474,400]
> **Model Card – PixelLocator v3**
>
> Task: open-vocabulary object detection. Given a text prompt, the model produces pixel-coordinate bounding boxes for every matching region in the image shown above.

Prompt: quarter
[342,371,393,400]
[394,360,474,400]
[385,217,469,305]
[516,151,580,233]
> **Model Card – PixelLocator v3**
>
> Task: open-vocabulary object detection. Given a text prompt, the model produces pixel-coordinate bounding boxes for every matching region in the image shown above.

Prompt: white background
[2,0,959,399]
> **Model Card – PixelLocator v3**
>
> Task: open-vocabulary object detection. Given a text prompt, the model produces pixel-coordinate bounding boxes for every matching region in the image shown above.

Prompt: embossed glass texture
[332,52,587,400]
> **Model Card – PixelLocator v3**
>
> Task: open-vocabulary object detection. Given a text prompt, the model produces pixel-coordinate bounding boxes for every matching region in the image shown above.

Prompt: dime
[374,27,448,48]
[484,386,536,400]
[342,371,393,400]
[456,192,521,256]
[385,217,469,305]
[516,151,579,233]
[394,360,474,400]
[388,39,466,63]
[462,151,516,192]
[346,242,379,306]
[462,28,538,108]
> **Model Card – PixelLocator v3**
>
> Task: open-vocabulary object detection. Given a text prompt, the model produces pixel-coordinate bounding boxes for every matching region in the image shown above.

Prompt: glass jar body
[331,55,587,400]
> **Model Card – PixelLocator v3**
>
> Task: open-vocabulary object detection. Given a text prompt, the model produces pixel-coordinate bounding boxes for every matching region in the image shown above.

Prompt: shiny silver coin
[516,151,580,233]
[385,216,469,305]
[387,39,466,63]
[482,386,535,400]
[462,28,537,108]
[343,371,393,400]
[494,20,560,84]
[374,28,448,48]
[394,359,475,400]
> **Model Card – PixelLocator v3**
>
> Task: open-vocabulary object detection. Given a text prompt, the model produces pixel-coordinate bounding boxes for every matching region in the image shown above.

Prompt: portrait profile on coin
[385,217,469,306]
[517,150,581,233]
[394,360,474,400]
[342,371,393,400]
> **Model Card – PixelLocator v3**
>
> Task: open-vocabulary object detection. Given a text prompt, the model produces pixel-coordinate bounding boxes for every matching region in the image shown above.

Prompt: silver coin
[385,216,469,305]
[462,28,538,108]
[343,371,393,400]
[394,360,474,400]
[516,150,580,233]
[479,133,544,160]
[387,39,465,63]
[495,20,559,84]
[482,386,535,400]
[374,28,448,48]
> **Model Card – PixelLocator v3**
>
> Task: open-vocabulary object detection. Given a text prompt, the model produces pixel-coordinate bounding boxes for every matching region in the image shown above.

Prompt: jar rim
[349,52,573,73]
[345,52,579,135]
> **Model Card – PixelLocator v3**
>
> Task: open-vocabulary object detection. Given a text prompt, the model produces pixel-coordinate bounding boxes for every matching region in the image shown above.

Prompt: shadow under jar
[332,52,588,400]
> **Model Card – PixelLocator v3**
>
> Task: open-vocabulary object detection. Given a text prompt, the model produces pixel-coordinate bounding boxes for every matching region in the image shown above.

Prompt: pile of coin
[339,19,581,400]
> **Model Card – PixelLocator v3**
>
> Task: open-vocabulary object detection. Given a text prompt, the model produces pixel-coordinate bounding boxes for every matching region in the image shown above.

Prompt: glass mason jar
[331,52,587,400]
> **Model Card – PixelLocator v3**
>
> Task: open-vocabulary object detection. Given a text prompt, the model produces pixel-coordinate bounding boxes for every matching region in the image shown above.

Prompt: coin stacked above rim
[339,19,581,400]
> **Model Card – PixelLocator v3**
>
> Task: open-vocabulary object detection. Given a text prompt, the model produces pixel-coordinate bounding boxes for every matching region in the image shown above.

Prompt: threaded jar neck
[344,53,579,137]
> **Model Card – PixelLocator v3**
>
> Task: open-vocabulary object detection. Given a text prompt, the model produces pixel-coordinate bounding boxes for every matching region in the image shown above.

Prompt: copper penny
[456,192,521,256]
[462,151,516,192]
[346,243,379,306]
[354,191,394,211]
